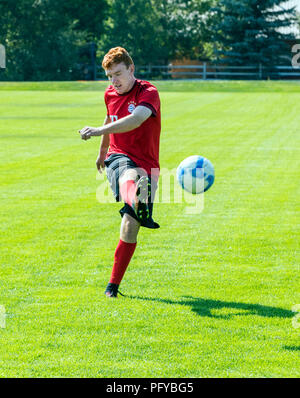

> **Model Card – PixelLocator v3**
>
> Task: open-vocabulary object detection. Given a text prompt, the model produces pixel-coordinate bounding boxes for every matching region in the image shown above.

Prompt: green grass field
[0,80,299,378]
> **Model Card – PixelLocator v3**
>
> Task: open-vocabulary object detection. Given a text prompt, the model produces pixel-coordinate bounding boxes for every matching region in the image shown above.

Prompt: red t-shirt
[104,79,161,177]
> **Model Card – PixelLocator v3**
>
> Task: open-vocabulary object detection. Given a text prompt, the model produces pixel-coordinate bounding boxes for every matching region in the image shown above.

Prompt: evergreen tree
[210,0,298,65]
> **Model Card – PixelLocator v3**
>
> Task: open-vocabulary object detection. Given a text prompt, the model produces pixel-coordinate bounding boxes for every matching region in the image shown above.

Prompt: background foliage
[210,0,297,65]
[0,0,298,80]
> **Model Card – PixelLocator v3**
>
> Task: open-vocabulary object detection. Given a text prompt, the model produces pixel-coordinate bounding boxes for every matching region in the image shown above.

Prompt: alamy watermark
[0,305,6,328]
[291,44,300,69]
[0,44,5,69]
[96,165,205,215]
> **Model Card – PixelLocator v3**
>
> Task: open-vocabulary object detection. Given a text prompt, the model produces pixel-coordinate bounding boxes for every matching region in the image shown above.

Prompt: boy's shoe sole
[132,176,151,223]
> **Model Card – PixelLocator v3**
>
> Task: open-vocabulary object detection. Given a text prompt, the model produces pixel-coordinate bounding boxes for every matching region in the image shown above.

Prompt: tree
[210,0,298,65]
[0,0,108,80]
[99,0,165,65]
[99,0,214,66]
[153,0,213,61]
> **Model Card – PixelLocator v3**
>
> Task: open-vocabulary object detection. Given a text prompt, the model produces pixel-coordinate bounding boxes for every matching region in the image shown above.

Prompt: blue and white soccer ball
[177,155,215,194]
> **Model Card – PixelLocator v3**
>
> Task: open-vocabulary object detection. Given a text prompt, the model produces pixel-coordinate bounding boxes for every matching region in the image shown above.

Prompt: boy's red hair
[102,47,134,70]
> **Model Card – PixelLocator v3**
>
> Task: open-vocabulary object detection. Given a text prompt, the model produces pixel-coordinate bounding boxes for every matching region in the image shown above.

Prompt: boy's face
[105,62,135,94]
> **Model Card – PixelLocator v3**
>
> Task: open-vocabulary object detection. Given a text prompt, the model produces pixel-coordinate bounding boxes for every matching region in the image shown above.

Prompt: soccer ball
[176,155,215,194]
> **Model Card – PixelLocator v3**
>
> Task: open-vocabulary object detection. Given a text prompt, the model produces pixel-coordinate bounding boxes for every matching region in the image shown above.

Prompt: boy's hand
[96,150,107,173]
[78,126,102,140]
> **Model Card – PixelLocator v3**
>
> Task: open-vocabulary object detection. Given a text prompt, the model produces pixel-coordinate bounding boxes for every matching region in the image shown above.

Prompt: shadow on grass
[282,346,300,351]
[130,296,294,320]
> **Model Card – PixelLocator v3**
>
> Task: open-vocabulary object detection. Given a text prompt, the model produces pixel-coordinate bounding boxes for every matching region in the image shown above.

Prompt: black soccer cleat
[104,283,125,298]
[132,176,151,223]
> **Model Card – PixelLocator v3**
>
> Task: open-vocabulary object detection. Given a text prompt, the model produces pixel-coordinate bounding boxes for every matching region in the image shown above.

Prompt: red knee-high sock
[120,180,136,205]
[109,239,137,285]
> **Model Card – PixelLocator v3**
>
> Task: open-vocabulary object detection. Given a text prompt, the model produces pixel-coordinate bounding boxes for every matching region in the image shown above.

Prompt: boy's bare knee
[119,169,139,186]
[120,214,140,243]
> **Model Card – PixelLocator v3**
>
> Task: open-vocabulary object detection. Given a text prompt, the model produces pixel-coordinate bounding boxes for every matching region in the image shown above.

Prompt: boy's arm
[79,106,152,141]
[96,115,110,174]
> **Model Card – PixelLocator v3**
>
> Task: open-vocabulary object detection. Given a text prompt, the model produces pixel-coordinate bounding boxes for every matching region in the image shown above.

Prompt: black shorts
[104,153,160,229]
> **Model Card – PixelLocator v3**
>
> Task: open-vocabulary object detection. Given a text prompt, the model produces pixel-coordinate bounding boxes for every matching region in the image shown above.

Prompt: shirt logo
[128,101,136,113]
[110,115,118,122]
